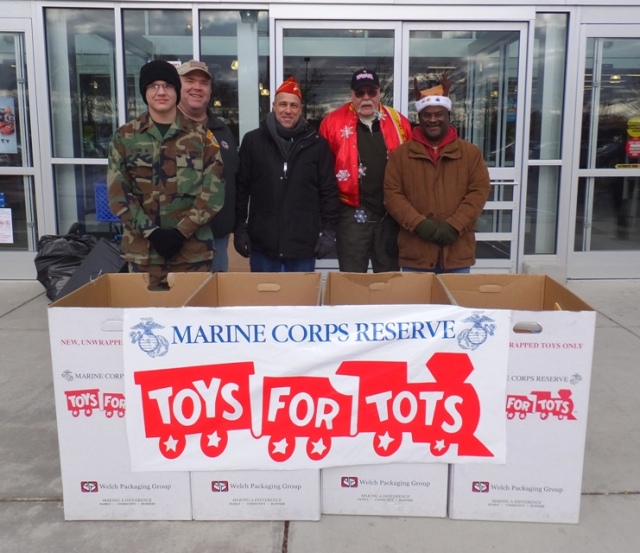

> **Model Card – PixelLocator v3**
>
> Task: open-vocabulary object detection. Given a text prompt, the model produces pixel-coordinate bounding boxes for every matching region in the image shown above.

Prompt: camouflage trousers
[128,260,211,290]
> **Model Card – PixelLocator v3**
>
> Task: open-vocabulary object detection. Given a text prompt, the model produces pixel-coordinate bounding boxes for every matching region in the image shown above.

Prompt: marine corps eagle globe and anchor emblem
[130,318,169,357]
[457,312,497,351]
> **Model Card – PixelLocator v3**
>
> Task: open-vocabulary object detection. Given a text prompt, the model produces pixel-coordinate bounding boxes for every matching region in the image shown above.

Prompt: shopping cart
[94,181,122,240]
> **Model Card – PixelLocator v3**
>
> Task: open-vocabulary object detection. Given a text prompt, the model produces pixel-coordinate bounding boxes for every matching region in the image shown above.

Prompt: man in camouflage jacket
[107,60,224,287]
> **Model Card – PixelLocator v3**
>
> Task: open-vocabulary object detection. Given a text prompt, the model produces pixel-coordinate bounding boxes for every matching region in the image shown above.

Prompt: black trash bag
[34,232,98,301]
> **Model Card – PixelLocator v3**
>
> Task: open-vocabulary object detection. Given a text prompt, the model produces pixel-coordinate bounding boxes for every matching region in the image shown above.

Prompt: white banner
[124,304,510,471]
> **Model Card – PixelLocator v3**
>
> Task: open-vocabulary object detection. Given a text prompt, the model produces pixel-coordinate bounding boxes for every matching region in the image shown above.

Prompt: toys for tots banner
[123,304,510,471]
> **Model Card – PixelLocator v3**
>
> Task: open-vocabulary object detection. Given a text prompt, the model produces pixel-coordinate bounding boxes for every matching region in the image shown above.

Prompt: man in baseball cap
[350,68,380,91]
[177,59,238,273]
[319,68,412,273]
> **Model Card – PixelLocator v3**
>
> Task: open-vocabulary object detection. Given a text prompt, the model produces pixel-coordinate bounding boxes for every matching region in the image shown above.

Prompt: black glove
[314,230,336,259]
[233,228,252,258]
[432,222,459,246]
[148,228,186,259]
[414,218,439,241]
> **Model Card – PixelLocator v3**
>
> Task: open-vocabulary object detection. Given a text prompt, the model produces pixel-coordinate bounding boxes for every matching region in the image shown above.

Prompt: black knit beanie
[139,60,181,105]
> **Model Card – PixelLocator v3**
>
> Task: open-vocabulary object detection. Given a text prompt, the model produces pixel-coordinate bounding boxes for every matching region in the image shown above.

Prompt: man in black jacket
[234,77,339,272]
[178,59,238,272]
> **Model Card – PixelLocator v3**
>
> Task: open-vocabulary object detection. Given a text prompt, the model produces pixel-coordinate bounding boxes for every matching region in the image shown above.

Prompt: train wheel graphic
[268,435,295,462]
[373,429,402,457]
[200,427,229,458]
[306,433,332,461]
[158,432,186,460]
[430,438,451,456]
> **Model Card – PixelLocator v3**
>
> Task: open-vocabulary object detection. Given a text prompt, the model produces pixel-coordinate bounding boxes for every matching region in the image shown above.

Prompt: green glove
[414,219,439,241]
[432,222,459,246]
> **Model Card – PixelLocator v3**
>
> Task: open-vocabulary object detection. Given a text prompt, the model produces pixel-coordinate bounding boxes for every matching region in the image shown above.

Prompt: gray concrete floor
[0,279,638,553]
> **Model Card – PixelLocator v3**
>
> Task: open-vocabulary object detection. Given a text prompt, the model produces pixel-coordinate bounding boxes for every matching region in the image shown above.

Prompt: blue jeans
[402,263,470,275]
[249,250,316,272]
[211,235,229,273]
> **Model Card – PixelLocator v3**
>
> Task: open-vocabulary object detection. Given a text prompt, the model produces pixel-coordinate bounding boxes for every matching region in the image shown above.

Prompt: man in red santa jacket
[320,69,412,273]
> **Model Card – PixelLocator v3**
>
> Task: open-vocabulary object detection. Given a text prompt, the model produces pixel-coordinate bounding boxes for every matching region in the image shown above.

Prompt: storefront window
[525,166,560,254]
[0,175,35,250]
[408,29,520,169]
[282,28,395,130]
[45,9,117,159]
[524,13,567,256]
[53,165,111,238]
[581,37,640,170]
[577,34,640,255]
[0,32,29,168]
[575,176,640,251]
[0,30,37,252]
[529,14,567,161]
[122,9,193,120]
[200,10,270,142]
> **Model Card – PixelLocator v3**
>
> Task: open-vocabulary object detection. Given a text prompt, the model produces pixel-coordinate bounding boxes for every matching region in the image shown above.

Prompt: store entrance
[275,20,528,272]
[569,24,640,278]
[0,20,40,279]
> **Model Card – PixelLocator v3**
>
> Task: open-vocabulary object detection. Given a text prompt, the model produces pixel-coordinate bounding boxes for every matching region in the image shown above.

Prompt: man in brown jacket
[383,77,490,273]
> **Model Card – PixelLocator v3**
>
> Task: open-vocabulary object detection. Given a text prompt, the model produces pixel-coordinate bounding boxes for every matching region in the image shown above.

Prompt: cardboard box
[48,273,209,520]
[440,274,596,523]
[321,271,450,517]
[185,271,322,307]
[322,463,448,517]
[185,271,322,520]
[323,271,451,306]
[191,470,320,521]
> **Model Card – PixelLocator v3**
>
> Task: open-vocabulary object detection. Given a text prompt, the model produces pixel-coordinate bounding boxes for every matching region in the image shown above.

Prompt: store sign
[0,208,13,244]
[626,117,640,158]
[0,97,17,154]
[123,304,510,472]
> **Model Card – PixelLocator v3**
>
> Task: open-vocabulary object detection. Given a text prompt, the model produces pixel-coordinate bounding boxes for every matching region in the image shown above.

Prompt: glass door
[275,21,403,270]
[569,25,640,278]
[405,23,527,272]
[275,20,528,272]
[0,20,40,279]
[275,22,403,130]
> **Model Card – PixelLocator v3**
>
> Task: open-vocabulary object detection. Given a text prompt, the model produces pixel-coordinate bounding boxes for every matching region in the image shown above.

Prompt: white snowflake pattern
[377,110,387,122]
[340,125,355,139]
[358,163,367,178]
[336,169,350,182]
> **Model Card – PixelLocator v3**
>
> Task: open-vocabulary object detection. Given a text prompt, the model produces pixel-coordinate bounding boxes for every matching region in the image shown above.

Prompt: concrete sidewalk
[0,279,638,553]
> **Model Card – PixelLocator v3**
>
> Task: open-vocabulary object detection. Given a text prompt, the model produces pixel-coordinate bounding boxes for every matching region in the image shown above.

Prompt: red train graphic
[64,389,124,418]
[336,352,492,457]
[132,352,493,462]
[133,362,254,460]
[506,389,576,420]
[252,374,358,462]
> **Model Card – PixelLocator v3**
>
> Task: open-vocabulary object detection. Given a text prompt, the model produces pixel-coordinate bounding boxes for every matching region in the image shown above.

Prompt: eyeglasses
[354,87,379,99]
[146,83,176,92]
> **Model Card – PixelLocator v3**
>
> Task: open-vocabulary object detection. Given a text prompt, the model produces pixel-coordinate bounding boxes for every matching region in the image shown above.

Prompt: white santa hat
[415,94,452,113]
[414,80,452,113]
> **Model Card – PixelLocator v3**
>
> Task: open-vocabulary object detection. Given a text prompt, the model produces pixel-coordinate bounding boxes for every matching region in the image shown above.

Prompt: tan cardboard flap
[49,273,210,308]
[323,271,451,306]
[185,272,321,307]
[438,274,593,312]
